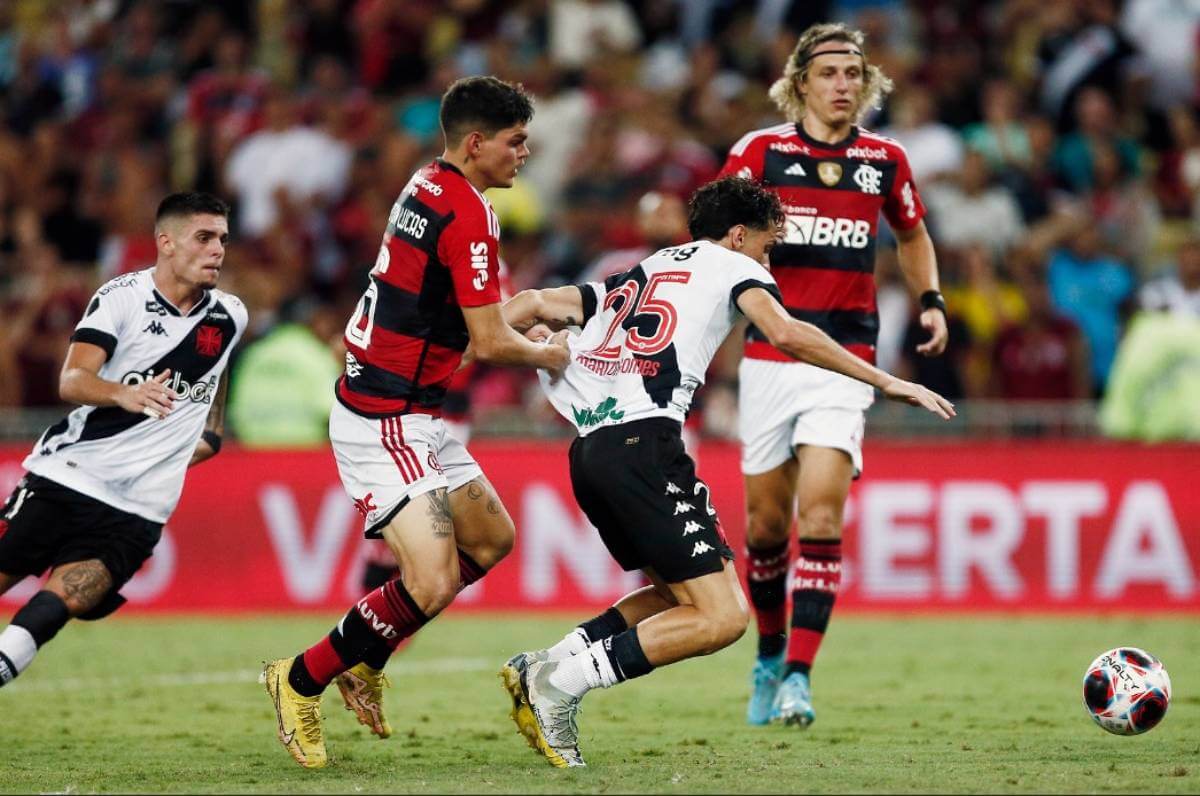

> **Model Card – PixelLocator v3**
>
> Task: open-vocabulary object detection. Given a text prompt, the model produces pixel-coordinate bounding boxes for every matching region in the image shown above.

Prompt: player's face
[474,124,530,189]
[166,214,229,289]
[799,45,864,127]
[740,222,784,267]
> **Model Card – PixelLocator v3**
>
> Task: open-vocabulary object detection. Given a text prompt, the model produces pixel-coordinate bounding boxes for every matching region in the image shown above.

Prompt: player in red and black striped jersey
[263,76,570,770]
[722,23,949,729]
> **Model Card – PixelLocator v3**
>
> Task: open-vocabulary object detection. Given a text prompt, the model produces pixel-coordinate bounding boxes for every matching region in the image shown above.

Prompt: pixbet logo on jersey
[121,370,217,404]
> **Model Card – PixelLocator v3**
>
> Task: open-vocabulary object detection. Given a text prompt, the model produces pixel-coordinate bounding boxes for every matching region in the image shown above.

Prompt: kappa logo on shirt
[142,321,167,336]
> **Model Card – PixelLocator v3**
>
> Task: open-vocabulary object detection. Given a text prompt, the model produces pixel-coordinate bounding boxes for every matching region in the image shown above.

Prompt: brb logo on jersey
[783,214,871,248]
[122,369,217,404]
[470,242,489,290]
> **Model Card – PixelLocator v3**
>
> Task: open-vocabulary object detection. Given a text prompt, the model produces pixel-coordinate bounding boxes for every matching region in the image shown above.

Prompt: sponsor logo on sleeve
[470,241,489,290]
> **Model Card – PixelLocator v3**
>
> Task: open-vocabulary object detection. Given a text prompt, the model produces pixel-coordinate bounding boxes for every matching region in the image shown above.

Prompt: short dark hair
[155,192,229,227]
[687,177,784,240]
[440,76,534,145]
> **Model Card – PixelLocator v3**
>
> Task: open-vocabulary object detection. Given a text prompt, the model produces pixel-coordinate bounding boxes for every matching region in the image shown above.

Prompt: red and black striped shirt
[338,159,502,417]
[719,123,925,364]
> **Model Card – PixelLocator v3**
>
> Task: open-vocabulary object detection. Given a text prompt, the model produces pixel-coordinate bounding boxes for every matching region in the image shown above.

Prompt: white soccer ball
[1082,647,1171,735]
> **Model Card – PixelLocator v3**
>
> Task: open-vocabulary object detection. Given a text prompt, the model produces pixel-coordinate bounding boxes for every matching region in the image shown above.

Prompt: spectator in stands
[924,150,1026,256]
[1046,220,1135,395]
[992,259,1090,400]
[1052,87,1141,193]
[963,78,1031,173]
[882,85,964,184]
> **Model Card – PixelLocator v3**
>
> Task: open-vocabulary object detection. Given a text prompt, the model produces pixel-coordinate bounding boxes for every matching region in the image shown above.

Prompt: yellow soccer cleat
[262,658,328,769]
[502,655,586,768]
[336,662,393,738]
[500,653,539,753]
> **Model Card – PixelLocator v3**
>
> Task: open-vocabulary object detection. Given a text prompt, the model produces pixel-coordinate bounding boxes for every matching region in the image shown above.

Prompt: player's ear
[730,224,747,250]
[464,130,485,158]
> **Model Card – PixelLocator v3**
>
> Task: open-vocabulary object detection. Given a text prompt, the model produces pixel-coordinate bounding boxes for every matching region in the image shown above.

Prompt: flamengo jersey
[540,240,779,435]
[338,158,503,417]
[719,123,926,364]
[23,269,247,522]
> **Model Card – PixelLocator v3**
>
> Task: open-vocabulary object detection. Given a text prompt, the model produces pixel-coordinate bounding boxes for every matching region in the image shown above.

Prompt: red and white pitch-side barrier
[1,441,1196,613]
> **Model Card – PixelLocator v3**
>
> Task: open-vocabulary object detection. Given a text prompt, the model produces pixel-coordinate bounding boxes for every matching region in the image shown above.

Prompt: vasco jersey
[23,269,247,522]
[338,158,503,418]
[719,123,926,364]
[540,240,779,435]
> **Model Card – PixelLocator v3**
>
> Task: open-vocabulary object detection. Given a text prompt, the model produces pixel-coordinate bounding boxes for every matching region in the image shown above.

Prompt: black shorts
[569,417,733,584]
[0,474,162,616]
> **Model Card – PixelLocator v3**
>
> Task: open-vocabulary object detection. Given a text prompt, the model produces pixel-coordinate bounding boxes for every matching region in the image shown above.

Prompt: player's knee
[746,505,790,546]
[796,505,842,540]
[408,570,460,616]
[697,601,748,654]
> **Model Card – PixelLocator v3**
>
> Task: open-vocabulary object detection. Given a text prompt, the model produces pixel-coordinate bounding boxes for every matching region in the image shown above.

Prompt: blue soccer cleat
[747,654,785,725]
[773,670,816,728]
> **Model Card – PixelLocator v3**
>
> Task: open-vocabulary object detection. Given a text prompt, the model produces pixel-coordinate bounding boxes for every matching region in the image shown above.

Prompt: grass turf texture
[0,614,1196,794]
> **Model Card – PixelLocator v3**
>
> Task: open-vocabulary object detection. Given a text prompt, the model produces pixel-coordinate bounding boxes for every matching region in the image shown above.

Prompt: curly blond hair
[769,22,893,125]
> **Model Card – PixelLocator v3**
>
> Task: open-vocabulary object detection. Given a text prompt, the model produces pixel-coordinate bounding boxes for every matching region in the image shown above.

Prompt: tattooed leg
[450,476,516,570]
[45,559,115,616]
[377,489,460,617]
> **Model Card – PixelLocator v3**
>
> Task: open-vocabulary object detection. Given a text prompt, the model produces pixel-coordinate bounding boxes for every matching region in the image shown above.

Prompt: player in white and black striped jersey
[0,193,246,689]
[495,177,955,767]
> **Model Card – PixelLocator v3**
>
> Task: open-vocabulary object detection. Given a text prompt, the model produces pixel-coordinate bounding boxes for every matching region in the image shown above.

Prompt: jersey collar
[794,122,859,151]
[435,157,465,177]
[152,287,212,317]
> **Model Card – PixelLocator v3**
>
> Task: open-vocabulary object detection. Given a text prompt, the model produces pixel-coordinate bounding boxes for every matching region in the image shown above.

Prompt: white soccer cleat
[503,658,586,768]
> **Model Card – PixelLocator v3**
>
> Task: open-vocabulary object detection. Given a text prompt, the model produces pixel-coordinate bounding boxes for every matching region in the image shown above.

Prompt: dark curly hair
[440,76,534,145]
[687,177,784,240]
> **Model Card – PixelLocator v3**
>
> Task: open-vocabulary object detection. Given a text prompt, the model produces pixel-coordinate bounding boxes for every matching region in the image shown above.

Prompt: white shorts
[329,401,483,537]
[738,358,875,477]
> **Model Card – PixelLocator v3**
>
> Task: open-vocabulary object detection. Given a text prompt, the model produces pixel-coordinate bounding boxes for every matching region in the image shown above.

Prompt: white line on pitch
[8,657,496,693]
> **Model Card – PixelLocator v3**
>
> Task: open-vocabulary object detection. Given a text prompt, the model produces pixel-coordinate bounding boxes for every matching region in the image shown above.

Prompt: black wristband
[201,430,223,454]
[919,290,947,315]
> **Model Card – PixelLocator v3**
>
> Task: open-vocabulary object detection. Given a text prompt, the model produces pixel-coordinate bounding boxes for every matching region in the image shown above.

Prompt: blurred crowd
[1,0,1198,441]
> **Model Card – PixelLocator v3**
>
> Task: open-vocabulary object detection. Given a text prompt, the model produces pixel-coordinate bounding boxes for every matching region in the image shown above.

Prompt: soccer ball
[1082,647,1171,735]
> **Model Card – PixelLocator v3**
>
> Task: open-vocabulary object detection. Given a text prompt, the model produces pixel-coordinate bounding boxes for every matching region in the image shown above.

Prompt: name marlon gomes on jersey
[121,368,218,404]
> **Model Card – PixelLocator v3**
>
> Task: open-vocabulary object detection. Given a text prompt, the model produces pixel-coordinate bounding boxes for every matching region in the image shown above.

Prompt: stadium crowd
[0,0,1198,440]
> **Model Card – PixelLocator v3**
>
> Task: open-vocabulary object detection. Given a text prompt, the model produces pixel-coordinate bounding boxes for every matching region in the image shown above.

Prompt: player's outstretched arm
[60,342,175,418]
[736,287,955,420]
[501,286,585,332]
[189,377,227,467]
[462,302,571,376]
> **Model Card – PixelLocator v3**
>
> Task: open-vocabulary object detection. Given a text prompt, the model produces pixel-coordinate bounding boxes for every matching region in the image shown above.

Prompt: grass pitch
[0,612,1196,794]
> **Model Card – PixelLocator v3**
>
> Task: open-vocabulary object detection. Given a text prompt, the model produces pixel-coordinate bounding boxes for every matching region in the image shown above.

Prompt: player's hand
[542,329,571,383]
[916,308,948,356]
[117,368,175,419]
[524,323,554,343]
[881,377,955,420]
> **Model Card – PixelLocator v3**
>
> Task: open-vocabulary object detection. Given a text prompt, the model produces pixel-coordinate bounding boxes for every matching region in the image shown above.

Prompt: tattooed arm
[189,377,228,467]
[501,286,584,332]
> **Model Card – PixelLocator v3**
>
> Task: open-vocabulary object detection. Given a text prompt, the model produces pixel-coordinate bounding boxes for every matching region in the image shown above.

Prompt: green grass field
[1,612,1196,794]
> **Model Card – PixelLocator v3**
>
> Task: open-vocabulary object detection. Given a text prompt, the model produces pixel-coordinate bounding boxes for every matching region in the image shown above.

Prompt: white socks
[548,639,620,698]
[545,627,590,661]
[0,625,37,685]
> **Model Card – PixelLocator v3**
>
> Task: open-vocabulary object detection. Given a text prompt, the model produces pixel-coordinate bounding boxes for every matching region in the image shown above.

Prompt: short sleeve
[726,252,781,309]
[719,132,765,180]
[575,282,603,324]
[439,199,503,308]
[883,147,926,231]
[71,286,132,360]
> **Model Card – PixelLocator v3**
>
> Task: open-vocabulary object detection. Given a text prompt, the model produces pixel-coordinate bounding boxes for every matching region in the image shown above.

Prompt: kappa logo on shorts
[665,482,683,495]
[682,520,702,536]
[673,501,695,516]
[690,541,715,557]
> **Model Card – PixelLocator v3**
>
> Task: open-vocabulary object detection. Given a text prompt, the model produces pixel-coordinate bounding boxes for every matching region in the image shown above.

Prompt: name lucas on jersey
[121,369,217,404]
